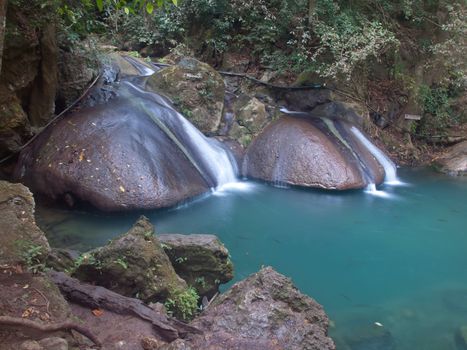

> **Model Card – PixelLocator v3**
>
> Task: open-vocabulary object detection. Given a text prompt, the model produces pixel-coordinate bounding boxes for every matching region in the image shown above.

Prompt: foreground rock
[161,267,335,350]
[0,268,74,350]
[244,116,384,189]
[435,141,467,176]
[0,181,50,267]
[147,57,225,134]
[159,234,234,298]
[74,216,188,302]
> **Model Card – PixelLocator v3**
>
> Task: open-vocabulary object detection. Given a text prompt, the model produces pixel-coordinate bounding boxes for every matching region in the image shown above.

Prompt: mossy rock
[73,216,187,302]
[0,181,50,269]
[229,95,270,148]
[146,57,225,134]
[159,234,234,298]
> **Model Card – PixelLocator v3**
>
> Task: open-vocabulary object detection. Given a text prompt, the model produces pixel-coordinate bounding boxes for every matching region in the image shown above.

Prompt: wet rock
[158,234,234,298]
[0,181,50,267]
[73,216,188,302]
[244,116,384,190]
[229,95,270,147]
[13,79,210,211]
[435,141,467,176]
[146,57,225,134]
[171,267,335,350]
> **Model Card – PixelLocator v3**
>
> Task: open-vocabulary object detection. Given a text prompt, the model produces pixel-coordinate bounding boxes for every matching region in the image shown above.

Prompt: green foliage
[164,287,199,321]
[175,256,187,264]
[94,0,177,14]
[18,242,46,274]
[73,252,102,271]
[416,84,462,139]
[195,276,206,288]
[114,257,128,269]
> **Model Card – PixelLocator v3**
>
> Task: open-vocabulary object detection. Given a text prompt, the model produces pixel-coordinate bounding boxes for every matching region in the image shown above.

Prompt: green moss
[165,287,199,321]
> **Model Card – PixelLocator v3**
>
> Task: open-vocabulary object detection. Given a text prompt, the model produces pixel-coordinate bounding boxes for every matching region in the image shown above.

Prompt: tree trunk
[48,271,201,342]
[0,0,7,74]
[308,0,315,27]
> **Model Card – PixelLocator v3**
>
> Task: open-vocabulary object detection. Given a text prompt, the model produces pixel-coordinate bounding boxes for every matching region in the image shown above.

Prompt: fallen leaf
[92,309,104,317]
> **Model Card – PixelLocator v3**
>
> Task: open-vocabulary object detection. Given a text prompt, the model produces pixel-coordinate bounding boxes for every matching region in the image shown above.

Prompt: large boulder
[13,79,211,211]
[73,216,188,302]
[159,234,234,298]
[161,267,335,350]
[0,181,50,268]
[435,141,467,176]
[146,57,225,134]
[243,116,384,189]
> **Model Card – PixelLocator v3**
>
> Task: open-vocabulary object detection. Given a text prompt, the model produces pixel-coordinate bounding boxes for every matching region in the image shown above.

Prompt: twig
[32,287,50,314]
[0,74,101,165]
[0,316,101,348]
[206,292,219,310]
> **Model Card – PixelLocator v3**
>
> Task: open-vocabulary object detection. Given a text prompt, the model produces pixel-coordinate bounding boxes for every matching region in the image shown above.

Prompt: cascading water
[122,80,238,190]
[350,126,399,185]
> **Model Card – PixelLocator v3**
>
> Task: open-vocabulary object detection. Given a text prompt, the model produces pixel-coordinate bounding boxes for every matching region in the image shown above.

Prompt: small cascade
[179,117,238,186]
[123,81,238,189]
[321,118,376,186]
[123,56,156,76]
[350,126,399,184]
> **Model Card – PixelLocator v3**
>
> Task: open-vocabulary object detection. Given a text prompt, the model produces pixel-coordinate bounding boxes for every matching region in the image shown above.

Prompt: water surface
[37,168,467,349]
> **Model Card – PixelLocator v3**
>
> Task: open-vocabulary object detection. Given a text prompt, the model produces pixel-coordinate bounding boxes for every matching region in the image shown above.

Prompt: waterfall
[179,117,238,187]
[350,126,399,184]
[123,81,238,189]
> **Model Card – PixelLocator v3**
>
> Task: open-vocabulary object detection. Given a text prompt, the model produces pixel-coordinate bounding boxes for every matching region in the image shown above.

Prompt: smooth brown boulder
[13,82,210,211]
[244,116,384,189]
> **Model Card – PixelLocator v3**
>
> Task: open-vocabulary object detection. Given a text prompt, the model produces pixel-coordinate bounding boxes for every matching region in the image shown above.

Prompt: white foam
[280,107,308,115]
[364,183,392,198]
[214,181,255,193]
[350,126,399,184]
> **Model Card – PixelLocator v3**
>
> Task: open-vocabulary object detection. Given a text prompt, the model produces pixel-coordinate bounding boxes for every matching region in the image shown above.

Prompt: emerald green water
[37,168,467,349]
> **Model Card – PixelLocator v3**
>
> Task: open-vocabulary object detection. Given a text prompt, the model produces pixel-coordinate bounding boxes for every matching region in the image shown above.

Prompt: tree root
[0,316,101,348]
